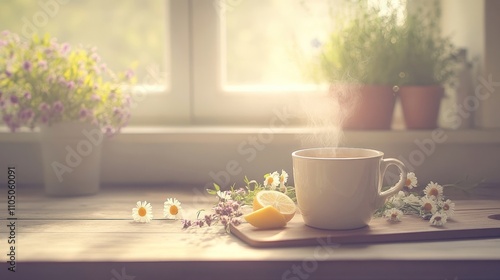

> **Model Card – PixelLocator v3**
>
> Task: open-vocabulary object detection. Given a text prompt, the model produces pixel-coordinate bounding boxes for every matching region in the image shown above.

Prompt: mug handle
[378,158,408,207]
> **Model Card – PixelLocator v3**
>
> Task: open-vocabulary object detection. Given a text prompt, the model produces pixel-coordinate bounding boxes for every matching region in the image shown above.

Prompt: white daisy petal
[430,211,448,226]
[439,199,455,217]
[384,208,403,222]
[164,198,183,219]
[405,172,418,189]
[132,200,153,223]
[420,196,438,214]
[264,171,280,190]
[424,181,443,199]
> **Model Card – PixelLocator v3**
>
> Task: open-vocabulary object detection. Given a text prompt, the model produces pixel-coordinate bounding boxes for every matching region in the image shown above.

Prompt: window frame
[190,0,326,125]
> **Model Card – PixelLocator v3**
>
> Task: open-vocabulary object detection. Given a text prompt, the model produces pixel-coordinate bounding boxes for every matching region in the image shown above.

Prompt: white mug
[292,147,408,230]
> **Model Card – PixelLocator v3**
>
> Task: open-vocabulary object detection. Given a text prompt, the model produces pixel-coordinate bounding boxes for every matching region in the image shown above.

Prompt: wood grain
[231,209,500,247]
[1,185,500,280]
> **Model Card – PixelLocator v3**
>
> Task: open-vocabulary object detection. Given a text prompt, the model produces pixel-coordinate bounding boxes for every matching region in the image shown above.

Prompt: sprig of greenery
[206,175,296,206]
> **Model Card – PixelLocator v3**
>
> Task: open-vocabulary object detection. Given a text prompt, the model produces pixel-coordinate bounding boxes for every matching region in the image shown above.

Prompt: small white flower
[429,211,448,226]
[132,201,153,223]
[384,208,403,222]
[439,199,455,217]
[164,198,183,219]
[263,171,280,190]
[424,181,443,199]
[279,170,288,192]
[420,196,438,214]
[388,191,406,208]
[217,190,231,201]
[403,193,421,206]
[405,172,418,189]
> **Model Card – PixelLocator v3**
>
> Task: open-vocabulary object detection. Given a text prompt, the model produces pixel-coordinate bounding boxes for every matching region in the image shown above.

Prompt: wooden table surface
[1,184,500,280]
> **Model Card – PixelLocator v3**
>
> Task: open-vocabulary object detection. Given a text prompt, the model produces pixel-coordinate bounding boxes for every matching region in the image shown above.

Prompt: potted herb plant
[0,31,135,195]
[397,2,457,129]
[312,3,402,130]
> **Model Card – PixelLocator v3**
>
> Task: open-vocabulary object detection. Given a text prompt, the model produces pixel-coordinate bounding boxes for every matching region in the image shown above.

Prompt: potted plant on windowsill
[0,31,135,196]
[396,2,457,130]
[310,3,402,130]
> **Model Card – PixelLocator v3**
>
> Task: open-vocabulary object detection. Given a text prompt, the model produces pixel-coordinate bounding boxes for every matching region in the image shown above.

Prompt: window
[0,0,189,126]
[3,1,493,129]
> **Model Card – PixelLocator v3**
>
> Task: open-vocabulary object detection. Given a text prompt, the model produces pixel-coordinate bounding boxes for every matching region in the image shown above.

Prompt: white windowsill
[1,126,500,145]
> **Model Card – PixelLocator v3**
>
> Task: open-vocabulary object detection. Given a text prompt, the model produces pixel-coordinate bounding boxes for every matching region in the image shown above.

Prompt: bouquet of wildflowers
[182,170,295,231]
[0,31,135,135]
[376,172,455,226]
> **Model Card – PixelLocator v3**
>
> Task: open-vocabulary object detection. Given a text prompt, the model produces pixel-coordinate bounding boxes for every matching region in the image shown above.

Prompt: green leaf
[213,183,220,191]
[206,189,216,195]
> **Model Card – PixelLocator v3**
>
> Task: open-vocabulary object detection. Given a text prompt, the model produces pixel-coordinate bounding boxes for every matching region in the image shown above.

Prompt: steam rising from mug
[297,84,359,149]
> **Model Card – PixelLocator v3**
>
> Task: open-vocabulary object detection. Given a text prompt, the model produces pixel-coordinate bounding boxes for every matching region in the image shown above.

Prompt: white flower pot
[39,122,103,196]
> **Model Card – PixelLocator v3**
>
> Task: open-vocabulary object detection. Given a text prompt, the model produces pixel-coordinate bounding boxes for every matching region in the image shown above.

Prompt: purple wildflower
[103,125,115,136]
[40,114,49,124]
[231,218,241,226]
[79,108,90,120]
[3,114,12,123]
[61,42,70,54]
[23,92,31,100]
[5,70,12,77]
[66,81,75,90]
[23,61,32,72]
[181,219,192,229]
[113,107,121,116]
[38,102,50,112]
[18,108,34,120]
[52,101,64,113]
[0,99,5,108]
[9,95,18,104]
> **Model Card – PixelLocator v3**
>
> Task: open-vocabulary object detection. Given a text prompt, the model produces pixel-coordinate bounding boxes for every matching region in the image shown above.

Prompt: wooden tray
[230,204,500,248]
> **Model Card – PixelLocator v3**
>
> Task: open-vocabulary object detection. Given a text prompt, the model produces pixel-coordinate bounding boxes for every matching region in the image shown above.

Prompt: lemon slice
[244,205,286,229]
[253,190,296,222]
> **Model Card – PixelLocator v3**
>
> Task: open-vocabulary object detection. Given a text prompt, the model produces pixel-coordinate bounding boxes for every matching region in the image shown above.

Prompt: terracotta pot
[399,86,444,129]
[332,85,396,130]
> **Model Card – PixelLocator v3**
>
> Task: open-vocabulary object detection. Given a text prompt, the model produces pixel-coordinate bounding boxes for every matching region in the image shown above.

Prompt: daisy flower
[424,181,443,199]
[279,170,288,192]
[132,201,153,223]
[388,191,405,208]
[403,193,421,206]
[263,171,280,190]
[439,199,455,217]
[429,211,448,226]
[404,172,418,190]
[164,198,183,219]
[217,190,231,201]
[384,208,403,222]
[420,196,438,215]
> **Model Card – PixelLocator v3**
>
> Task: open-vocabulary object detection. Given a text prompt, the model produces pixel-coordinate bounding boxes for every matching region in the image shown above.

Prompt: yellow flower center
[170,205,179,215]
[280,176,284,183]
[391,213,398,219]
[428,188,439,197]
[267,177,274,185]
[443,204,450,211]
[405,178,411,186]
[423,203,432,212]
[138,207,147,217]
